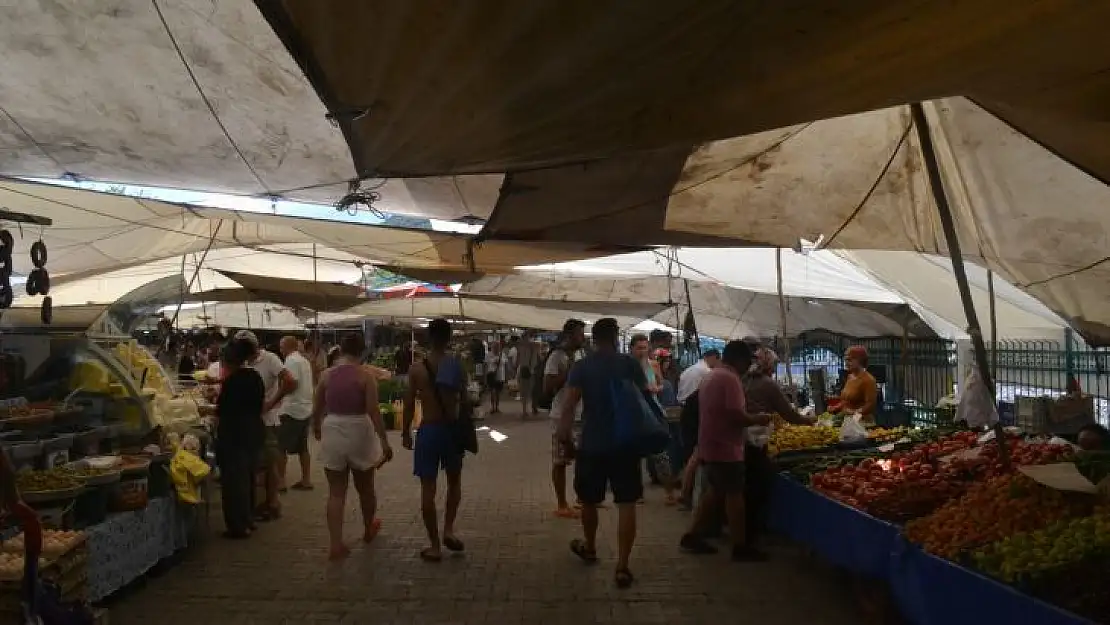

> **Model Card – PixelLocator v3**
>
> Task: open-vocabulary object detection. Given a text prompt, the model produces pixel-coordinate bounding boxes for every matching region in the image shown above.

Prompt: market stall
[0,304,207,608]
[765,420,1109,625]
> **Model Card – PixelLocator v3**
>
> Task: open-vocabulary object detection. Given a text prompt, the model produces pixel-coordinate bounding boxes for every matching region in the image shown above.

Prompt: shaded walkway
[110,408,861,624]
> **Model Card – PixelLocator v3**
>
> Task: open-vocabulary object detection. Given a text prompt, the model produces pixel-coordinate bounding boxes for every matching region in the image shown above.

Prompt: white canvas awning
[0,178,621,282]
[463,274,929,340]
[327,295,668,333]
[169,302,309,331]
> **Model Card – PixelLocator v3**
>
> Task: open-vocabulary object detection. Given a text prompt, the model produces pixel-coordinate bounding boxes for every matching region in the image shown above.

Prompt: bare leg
[443,469,462,543]
[552,464,570,509]
[324,469,350,560]
[277,454,288,490]
[724,491,747,550]
[420,477,441,559]
[580,503,599,551]
[265,462,281,514]
[350,468,380,543]
[297,450,312,487]
[615,502,637,571]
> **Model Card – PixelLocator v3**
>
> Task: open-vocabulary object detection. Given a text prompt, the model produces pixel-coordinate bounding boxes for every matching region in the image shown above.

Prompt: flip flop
[569,538,598,564]
[291,483,314,491]
[443,536,465,552]
[614,568,635,589]
[419,547,443,562]
[554,507,580,519]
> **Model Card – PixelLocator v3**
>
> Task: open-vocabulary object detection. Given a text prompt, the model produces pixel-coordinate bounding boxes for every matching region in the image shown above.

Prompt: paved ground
[109,405,863,625]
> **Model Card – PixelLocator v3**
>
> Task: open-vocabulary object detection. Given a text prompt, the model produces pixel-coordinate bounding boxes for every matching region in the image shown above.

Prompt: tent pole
[313,243,320,344]
[160,220,222,354]
[193,252,208,328]
[987,270,998,384]
[911,102,1008,467]
[776,247,793,386]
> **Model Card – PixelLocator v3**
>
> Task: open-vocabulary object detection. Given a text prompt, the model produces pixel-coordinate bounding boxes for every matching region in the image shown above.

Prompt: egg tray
[0,532,87,556]
[0,545,87,583]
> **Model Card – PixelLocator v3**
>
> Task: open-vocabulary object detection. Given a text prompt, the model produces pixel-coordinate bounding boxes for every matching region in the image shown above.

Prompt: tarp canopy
[477,99,1109,345]
[327,295,669,333]
[16,246,364,307]
[186,271,365,312]
[0,178,618,281]
[517,247,1070,342]
[168,302,309,331]
[259,1,1110,181]
[463,274,932,341]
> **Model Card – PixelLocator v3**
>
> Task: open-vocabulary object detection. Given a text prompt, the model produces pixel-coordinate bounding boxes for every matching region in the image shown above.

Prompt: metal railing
[781,330,1110,428]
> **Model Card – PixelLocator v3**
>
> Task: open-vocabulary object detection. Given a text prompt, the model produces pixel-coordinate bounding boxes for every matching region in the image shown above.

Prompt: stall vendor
[833,345,878,425]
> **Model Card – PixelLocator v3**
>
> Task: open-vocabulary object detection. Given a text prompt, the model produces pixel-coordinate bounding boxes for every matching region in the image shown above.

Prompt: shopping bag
[956,368,998,428]
[612,378,670,455]
[839,414,868,443]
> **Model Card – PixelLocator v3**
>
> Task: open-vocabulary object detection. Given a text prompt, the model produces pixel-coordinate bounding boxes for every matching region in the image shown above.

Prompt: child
[170,432,211,547]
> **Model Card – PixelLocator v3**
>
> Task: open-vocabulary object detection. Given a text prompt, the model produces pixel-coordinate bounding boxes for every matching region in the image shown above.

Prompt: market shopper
[742,346,816,551]
[557,317,647,588]
[235,330,296,521]
[833,345,879,424]
[215,338,266,539]
[514,331,541,417]
[1078,423,1110,451]
[403,318,467,562]
[546,319,586,518]
[677,349,720,508]
[679,340,772,561]
[487,341,507,414]
[311,335,393,560]
[277,336,315,491]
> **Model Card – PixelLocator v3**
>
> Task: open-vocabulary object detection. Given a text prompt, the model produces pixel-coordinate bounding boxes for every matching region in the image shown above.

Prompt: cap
[233,329,259,347]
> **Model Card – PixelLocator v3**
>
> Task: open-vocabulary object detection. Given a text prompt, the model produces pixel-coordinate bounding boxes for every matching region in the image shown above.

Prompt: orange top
[839,370,878,423]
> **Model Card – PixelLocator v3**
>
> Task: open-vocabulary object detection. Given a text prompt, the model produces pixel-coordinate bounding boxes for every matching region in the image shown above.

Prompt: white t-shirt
[251,349,285,427]
[677,360,712,403]
[279,351,314,420]
[545,349,582,421]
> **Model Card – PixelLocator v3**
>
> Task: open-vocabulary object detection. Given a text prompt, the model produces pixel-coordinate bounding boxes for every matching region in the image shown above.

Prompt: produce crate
[1016,395,1094,435]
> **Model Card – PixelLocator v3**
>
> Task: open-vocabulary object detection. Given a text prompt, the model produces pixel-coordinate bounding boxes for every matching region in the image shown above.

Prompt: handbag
[423,359,479,455]
[611,368,671,456]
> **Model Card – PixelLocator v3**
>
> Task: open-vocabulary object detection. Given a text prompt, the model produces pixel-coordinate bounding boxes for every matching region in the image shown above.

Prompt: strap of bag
[422,357,458,420]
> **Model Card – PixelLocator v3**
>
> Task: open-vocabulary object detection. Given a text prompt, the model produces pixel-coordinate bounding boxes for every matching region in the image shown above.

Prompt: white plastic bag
[840,414,868,443]
[956,368,998,428]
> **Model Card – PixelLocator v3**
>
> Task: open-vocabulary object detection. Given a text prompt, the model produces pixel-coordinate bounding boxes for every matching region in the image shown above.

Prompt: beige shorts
[319,414,382,472]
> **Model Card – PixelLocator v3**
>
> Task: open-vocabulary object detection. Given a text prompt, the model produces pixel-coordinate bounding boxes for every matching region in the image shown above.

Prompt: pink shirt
[697,367,747,462]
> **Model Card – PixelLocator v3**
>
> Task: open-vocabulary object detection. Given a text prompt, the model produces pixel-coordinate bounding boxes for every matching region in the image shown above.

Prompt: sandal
[614,568,635,589]
[291,482,314,491]
[569,538,598,564]
[419,547,443,562]
[443,536,465,552]
[554,507,580,519]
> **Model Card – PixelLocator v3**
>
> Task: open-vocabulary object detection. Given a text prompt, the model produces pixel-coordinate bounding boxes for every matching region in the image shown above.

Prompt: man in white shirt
[545,319,586,518]
[676,349,720,509]
[677,349,720,403]
[235,330,296,520]
[277,336,315,491]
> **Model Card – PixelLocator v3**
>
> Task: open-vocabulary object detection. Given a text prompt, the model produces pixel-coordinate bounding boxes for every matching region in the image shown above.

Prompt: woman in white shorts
[311,336,393,560]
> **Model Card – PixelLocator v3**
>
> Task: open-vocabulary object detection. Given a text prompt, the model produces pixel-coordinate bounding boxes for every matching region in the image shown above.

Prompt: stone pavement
[109,408,863,625]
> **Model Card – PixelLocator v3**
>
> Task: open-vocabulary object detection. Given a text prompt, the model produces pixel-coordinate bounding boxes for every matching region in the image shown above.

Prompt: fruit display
[112,339,173,395]
[2,530,85,556]
[769,424,840,455]
[782,449,886,482]
[971,511,1110,584]
[866,426,909,443]
[905,474,1090,560]
[1022,552,1110,624]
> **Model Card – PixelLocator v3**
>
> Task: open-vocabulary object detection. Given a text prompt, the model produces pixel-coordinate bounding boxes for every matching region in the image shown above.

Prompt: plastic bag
[840,414,868,443]
[956,368,998,428]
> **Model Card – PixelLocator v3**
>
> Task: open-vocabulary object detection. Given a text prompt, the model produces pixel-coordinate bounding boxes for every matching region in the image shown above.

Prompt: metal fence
[781,330,1110,428]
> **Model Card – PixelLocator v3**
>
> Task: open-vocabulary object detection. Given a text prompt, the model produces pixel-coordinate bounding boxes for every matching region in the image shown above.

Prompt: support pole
[160,220,222,354]
[911,102,1009,467]
[776,247,793,386]
[987,270,998,383]
[682,278,701,359]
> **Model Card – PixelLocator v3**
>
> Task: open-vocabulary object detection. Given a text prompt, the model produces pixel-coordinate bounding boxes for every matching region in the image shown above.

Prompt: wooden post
[910,102,1009,467]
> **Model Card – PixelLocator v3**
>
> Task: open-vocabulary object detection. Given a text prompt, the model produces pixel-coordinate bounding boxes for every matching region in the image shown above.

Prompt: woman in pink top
[311,335,394,560]
[679,340,771,561]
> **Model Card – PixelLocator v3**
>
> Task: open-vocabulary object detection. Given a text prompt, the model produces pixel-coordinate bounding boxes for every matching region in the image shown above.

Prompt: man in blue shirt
[556,317,647,589]
[403,318,466,562]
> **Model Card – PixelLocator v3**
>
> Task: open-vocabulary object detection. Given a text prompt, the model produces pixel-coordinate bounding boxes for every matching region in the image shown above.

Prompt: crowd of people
[195,316,884,588]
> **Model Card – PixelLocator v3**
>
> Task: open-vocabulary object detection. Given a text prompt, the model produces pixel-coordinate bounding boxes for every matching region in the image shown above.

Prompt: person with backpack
[545,319,586,519]
[513,331,541,417]
[555,317,649,589]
